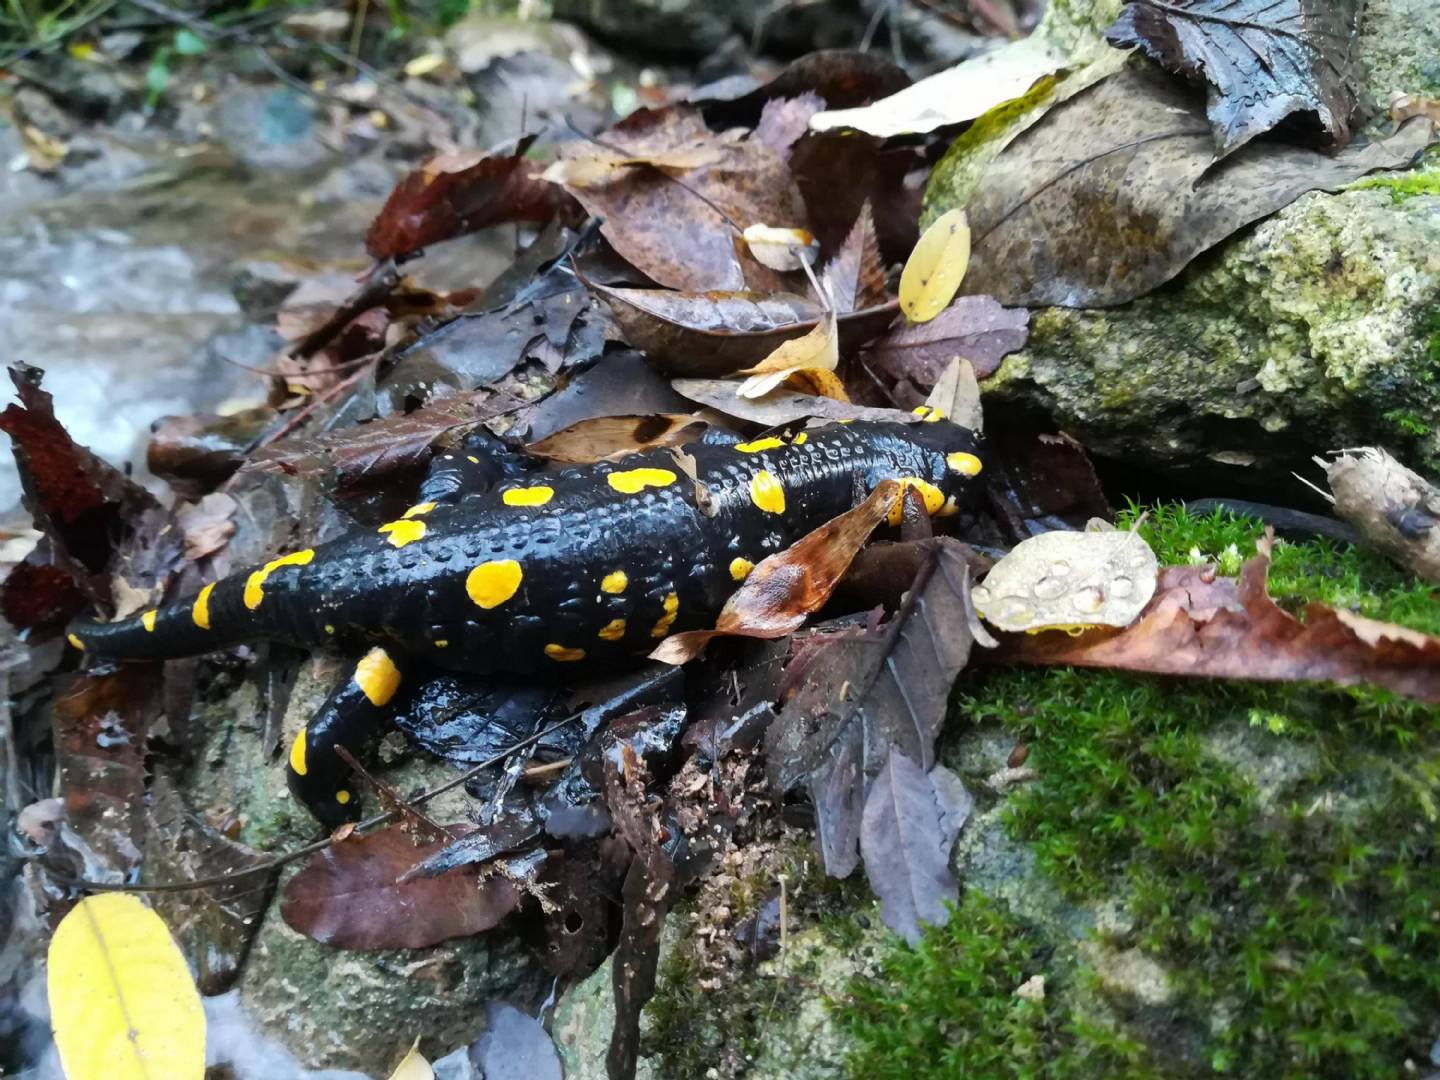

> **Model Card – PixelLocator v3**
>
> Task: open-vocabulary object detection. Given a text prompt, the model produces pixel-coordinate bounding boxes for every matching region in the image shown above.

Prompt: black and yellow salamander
[67,415,984,824]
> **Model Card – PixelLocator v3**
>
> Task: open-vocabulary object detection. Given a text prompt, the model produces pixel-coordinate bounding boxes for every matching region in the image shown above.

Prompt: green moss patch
[830,506,1440,1078]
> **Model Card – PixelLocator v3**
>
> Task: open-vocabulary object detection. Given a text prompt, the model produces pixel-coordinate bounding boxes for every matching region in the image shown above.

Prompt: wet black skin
[69,418,983,824]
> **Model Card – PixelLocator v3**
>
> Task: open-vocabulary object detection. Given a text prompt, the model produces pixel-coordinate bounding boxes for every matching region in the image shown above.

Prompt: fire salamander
[68,414,983,825]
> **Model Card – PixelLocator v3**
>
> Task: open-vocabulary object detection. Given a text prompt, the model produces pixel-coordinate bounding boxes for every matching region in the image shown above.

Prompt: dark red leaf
[824,201,889,315]
[864,296,1030,386]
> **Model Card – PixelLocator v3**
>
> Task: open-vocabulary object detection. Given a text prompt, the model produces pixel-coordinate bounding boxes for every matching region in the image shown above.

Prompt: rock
[212,84,335,172]
[926,0,1440,482]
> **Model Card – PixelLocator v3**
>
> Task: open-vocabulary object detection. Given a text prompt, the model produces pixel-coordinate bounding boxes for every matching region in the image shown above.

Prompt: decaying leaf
[824,201,889,315]
[859,749,960,944]
[964,64,1436,307]
[366,138,565,260]
[1106,0,1364,158]
[281,826,521,949]
[742,224,820,271]
[48,894,206,1080]
[526,414,708,463]
[388,1039,433,1080]
[593,283,823,377]
[995,533,1440,703]
[1321,448,1440,584]
[670,380,912,427]
[539,140,727,188]
[974,527,1159,632]
[549,105,807,292]
[174,492,237,561]
[864,295,1029,386]
[899,209,970,323]
[651,480,903,664]
[924,358,983,434]
[810,35,1066,138]
[765,540,992,878]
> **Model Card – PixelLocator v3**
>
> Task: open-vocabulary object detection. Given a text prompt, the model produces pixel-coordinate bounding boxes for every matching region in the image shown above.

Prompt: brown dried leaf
[860,750,958,944]
[995,533,1440,702]
[669,380,911,427]
[281,826,521,949]
[175,493,237,562]
[526,414,707,464]
[864,295,1029,386]
[824,202,888,315]
[651,479,901,664]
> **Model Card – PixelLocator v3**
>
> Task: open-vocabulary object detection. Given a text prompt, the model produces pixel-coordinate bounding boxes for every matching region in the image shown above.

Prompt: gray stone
[927,0,1440,481]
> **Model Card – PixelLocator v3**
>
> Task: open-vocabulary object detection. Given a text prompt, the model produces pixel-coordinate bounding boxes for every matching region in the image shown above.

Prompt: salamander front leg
[286,646,412,827]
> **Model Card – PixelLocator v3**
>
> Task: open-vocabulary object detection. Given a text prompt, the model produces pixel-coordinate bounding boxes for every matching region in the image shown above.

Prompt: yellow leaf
[899,208,970,323]
[740,310,838,377]
[742,223,819,271]
[388,1038,434,1080]
[47,893,205,1080]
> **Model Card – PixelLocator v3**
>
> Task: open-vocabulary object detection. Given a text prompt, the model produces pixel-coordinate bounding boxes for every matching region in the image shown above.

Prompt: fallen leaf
[523,350,694,441]
[469,1002,563,1080]
[860,749,959,944]
[695,50,911,128]
[1106,0,1364,157]
[790,130,924,265]
[994,532,1440,702]
[175,492,237,561]
[593,283,823,377]
[964,64,1437,307]
[48,894,205,1080]
[973,528,1159,632]
[899,209,970,323]
[765,540,992,876]
[550,105,807,292]
[924,358,984,434]
[810,36,1066,137]
[400,816,542,881]
[526,414,707,463]
[366,138,566,260]
[1390,91,1440,124]
[670,380,912,427]
[824,201,889,315]
[864,295,1029,386]
[281,826,521,949]
[753,92,827,155]
[539,140,728,188]
[650,479,903,664]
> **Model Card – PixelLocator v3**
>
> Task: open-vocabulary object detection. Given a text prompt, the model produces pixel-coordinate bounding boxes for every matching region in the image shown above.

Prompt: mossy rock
[926,0,1440,481]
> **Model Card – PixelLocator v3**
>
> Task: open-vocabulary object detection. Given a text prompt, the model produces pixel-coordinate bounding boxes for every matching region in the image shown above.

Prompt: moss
[1350,149,1440,204]
[829,504,1440,1078]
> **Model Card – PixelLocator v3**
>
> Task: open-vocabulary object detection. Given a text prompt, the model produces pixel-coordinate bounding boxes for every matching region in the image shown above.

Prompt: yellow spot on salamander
[650,592,680,638]
[607,467,677,494]
[192,583,214,630]
[887,477,947,526]
[912,405,946,423]
[793,433,808,445]
[601,570,628,595]
[434,639,449,649]
[466,455,480,464]
[466,559,523,609]
[141,610,158,632]
[545,643,586,662]
[289,726,308,776]
[749,470,786,514]
[378,518,427,548]
[729,557,754,581]
[946,451,983,476]
[244,549,315,610]
[354,647,401,706]
[335,789,351,805]
[324,624,336,635]
[598,618,626,641]
[735,436,784,453]
[502,485,555,507]
[403,502,437,518]
[67,632,84,651]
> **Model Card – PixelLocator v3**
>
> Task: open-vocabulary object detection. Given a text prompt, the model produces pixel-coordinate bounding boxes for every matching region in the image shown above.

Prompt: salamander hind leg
[287,646,412,827]
[417,428,538,506]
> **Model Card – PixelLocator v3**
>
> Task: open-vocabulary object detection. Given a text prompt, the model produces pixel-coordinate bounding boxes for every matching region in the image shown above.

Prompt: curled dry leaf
[824,201,888,315]
[899,209,970,324]
[1106,0,1364,158]
[974,528,1159,632]
[651,479,902,664]
[810,36,1066,138]
[526,414,708,464]
[670,380,911,427]
[539,140,727,188]
[742,224,820,271]
[366,138,565,260]
[995,532,1440,703]
[48,894,205,1080]
[281,826,521,949]
[737,309,839,398]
